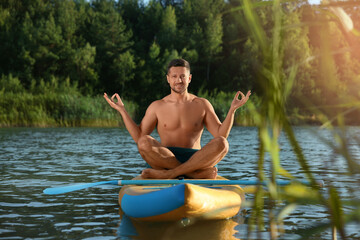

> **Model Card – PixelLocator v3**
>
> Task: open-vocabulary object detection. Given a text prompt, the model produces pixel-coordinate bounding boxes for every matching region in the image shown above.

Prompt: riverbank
[1,91,356,127]
[0,92,137,127]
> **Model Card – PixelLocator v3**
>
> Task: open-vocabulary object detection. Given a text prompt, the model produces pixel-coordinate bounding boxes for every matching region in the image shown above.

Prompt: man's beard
[171,84,186,94]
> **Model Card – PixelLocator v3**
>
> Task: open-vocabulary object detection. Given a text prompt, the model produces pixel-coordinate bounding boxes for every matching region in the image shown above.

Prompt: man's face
[167,67,192,94]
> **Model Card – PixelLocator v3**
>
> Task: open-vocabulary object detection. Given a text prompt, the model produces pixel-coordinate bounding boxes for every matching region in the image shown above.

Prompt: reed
[0,75,137,127]
[0,92,137,127]
[238,0,360,239]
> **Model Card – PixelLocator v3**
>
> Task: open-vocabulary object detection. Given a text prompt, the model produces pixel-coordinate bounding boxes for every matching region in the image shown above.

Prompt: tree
[15,0,66,86]
[213,0,254,93]
[158,5,177,49]
[87,0,135,94]
[282,4,316,110]
[177,0,225,91]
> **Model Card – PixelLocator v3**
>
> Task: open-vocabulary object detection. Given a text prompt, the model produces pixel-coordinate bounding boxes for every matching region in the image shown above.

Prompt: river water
[0,127,359,239]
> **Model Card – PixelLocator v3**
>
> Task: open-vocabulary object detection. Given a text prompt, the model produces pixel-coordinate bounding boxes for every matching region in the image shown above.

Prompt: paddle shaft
[118,179,323,186]
[43,179,324,195]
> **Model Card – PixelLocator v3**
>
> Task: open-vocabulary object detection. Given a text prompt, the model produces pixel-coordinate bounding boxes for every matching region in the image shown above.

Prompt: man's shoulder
[147,98,169,111]
[148,99,164,108]
[191,95,211,105]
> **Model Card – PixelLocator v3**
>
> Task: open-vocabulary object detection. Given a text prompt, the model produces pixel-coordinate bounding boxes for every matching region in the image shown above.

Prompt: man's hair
[167,59,190,74]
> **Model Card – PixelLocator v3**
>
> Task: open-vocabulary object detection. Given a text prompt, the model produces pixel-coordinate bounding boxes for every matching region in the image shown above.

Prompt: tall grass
[237,0,360,239]
[0,75,137,127]
[1,74,322,128]
[1,74,260,127]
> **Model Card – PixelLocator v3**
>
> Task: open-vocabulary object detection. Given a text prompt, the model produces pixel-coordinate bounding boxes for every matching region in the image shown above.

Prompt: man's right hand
[104,93,125,112]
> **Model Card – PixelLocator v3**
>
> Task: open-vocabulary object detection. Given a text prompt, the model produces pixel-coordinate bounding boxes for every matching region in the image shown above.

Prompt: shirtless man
[104,59,251,179]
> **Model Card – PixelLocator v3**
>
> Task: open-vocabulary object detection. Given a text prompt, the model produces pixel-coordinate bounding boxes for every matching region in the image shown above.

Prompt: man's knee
[137,135,154,153]
[214,136,229,154]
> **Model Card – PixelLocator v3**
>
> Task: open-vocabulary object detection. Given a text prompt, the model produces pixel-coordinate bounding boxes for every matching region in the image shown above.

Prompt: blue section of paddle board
[121,184,185,218]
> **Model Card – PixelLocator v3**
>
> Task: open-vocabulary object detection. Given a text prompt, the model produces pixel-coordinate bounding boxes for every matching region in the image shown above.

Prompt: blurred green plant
[235,0,360,239]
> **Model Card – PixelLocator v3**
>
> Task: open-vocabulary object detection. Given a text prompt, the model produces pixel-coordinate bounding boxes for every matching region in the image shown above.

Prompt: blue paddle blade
[43,180,119,195]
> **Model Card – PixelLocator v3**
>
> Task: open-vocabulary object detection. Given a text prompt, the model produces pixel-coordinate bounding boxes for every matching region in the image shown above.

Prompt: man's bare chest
[156,103,205,131]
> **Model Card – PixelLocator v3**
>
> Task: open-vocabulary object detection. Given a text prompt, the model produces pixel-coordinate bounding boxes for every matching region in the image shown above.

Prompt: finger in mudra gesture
[104,93,125,111]
[231,90,251,111]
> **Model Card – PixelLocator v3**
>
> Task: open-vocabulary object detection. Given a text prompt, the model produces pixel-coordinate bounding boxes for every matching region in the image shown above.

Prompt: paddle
[43,179,324,195]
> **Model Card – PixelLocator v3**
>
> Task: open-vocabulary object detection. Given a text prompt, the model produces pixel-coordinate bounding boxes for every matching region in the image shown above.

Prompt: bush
[0,74,25,94]
[0,74,137,127]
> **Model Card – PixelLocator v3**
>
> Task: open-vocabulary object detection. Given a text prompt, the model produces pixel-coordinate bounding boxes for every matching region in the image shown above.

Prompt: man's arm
[104,93,157,143]
[204,90,251,138]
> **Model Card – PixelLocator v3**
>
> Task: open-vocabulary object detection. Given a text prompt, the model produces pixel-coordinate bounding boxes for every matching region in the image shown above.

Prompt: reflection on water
[0,127,359,239]
[118,212,242,240]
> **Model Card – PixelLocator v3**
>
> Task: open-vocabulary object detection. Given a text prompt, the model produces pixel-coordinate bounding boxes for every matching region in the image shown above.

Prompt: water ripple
[0,127,359,239]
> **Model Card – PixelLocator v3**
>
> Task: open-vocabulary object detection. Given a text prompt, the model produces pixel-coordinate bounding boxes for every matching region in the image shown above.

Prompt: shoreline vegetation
[0,75,134,128]
[0,74,354,128]
[1,87,357,128]
[0,73,327,128]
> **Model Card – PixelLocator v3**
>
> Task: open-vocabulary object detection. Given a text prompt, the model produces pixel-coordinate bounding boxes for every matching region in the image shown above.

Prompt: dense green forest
[0,0,359,127]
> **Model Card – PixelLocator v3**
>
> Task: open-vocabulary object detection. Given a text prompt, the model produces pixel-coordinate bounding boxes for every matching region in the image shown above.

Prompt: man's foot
[186,167,217,179]
[141,168,174,179]
[141,167,217,179]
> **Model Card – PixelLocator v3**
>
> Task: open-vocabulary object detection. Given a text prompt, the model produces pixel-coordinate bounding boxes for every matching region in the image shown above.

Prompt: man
[104,59,251,179]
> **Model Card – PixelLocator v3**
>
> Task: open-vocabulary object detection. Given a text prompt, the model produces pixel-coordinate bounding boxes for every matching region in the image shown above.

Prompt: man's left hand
[230,90,251,111]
